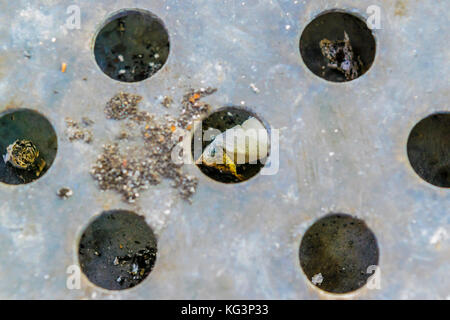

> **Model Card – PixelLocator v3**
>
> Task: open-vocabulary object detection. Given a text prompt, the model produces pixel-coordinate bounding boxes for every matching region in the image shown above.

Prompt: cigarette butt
[61,63,67,73]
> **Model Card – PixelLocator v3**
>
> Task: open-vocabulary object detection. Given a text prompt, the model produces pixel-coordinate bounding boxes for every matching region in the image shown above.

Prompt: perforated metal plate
[0,0,448,299]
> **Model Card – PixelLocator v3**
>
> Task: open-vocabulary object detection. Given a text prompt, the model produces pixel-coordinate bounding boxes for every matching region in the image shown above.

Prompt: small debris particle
[65,117,93,143]
[312,273,324,285]
[178,87,217,129]
[81,117,95,127]
[319,31,363,81]
[61,63,67,73]
[23,50,32,59]
[189,93,201,104]
[113,246,157,284]
[429,227,448,246]
[161,96,173,108]
[395,0,408,17]
[57,187,73,199]
[105,92,143,120]
[117,131,129,140]
[250,83,260,93]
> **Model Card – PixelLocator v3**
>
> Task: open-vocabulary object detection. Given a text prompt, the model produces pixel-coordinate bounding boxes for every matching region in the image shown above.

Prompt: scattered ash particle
[249,83,260,94]
[319,31,363,81]
[90,143,160,203]
[65,117,93,143]
[161,96,173,108]
[178,87,217,129]
[132,110,154,123]
[81,117,95,126]
[91,88,216,203]
[105,92,143,120]
[174,174,199,200]
[117,130,130,140]
[23,50,32,59]
[57,187,73,199]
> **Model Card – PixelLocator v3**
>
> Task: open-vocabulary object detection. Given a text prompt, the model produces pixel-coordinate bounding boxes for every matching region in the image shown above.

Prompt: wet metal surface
[0,0,449,299]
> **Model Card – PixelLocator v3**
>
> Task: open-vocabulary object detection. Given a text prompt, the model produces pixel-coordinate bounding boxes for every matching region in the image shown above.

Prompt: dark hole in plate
[299,11,376,82]
[191,107,269,183]
[94,9,170,83]
[299,213,379,294]
[0,109,57,185]
[78,210,157,290]
[407,112,450,188]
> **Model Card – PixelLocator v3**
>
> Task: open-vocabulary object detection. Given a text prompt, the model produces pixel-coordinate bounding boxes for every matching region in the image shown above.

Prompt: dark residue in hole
[94,10,170,82]
[299,214,379,294]
[78,210,157,290]
[300,11,376,82]
[407,113,450,188]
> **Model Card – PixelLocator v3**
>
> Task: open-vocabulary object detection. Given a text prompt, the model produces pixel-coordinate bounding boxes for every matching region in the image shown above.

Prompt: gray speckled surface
[0,0,448,299]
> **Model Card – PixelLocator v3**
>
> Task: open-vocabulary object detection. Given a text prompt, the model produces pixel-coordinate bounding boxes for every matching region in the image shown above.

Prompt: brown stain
[395,0,408,17]
[23,224,37,237]
[3,100,24,112]
[161,65,170,74]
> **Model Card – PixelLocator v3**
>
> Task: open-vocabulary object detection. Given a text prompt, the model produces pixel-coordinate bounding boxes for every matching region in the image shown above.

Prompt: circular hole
[78,210,158,291]
[299,213,379,294]
[299,11,376,82]
[407,112,450,188]
[191,107,270,183]
[0,109,57,185]
[94,9,170,83]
